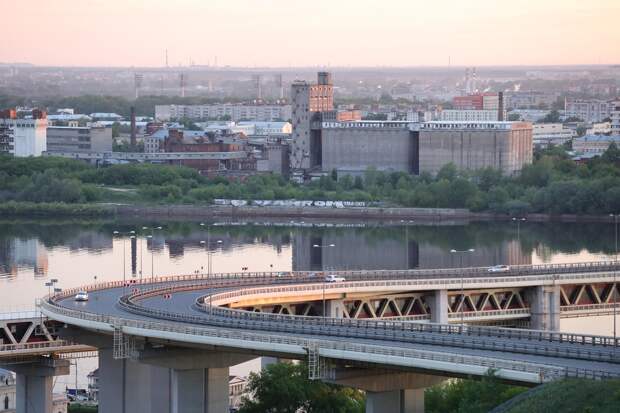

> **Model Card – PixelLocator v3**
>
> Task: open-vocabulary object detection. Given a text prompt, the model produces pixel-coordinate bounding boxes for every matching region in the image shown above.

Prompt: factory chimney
[497,91,504,121]
[130,106,137,147]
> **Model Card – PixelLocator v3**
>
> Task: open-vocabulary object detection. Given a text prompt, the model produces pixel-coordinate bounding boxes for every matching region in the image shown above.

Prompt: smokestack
[130,106,136,147]
[498,92,504,121]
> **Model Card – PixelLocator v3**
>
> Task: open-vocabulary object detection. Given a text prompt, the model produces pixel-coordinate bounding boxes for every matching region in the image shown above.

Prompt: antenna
[165,49,169,68]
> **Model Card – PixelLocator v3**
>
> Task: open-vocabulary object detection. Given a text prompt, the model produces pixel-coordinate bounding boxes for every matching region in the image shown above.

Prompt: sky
[1,0,619,68]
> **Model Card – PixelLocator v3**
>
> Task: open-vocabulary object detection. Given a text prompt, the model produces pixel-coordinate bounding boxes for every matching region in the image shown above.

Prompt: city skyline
[1,0,619,68]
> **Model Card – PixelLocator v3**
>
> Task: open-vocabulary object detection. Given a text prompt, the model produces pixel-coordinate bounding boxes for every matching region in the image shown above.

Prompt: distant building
[0,108,47,157]
[89,113,123,121]
[585,121,612,135]
[290,72,334,171]
[452,93,498,111]
[532,123,575,148]
[573,135,620,154]
[336,110,362,122]
[228,375,248,411]
[505,92,558,109]
[155,104,291,122]
[507,109,554,122]
[612,101,620,135]
[46,114,92,126]
[87,369,99,401]
[0,369,15,412]
[237,121,292,136]
[564,98,614,123]
[46,126,112,153]
[439,110,503,122]
[418,121,533,176]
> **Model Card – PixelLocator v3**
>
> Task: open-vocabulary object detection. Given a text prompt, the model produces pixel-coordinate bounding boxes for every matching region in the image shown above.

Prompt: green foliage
[239,362,364,413]
[504,379,620,413]
[425,371,526,413]
[1,142,619,215]
[68,404,98,413]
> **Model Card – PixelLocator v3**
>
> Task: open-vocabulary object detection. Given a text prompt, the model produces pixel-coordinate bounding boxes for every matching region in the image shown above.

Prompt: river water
[1,218,618,390]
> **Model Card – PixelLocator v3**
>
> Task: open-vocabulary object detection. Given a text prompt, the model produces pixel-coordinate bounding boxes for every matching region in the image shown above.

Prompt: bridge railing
[43,260,620,304]
[40,298,617,382]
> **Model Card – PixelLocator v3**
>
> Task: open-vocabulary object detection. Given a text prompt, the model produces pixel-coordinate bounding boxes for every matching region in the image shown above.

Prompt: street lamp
[141,226,162,282]
[450,248,476,326]
[610,214,619,344]
[113,230,136,292]
[512,217,526,243]
[312,244,336,322]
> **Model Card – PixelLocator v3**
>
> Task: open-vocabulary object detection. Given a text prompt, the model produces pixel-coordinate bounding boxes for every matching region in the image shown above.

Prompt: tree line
[1,142,619,215]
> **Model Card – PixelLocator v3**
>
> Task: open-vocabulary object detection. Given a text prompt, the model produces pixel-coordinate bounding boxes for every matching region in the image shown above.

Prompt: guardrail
[39,298,618,382]
[0,340,83,354]
[95,280,620,366]
[43,260,620,302]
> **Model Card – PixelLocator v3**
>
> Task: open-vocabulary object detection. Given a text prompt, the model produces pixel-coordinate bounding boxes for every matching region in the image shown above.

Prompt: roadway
[40,263,620,384]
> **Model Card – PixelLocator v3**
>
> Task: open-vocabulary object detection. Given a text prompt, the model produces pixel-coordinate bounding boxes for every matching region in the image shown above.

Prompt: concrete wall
[418,126,532,175]
[321,127,415,174]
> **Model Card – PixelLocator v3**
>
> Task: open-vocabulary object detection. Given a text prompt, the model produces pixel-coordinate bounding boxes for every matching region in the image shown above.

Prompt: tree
[540,110,561,123]
[239,362,364,413]
[507,113,521,121]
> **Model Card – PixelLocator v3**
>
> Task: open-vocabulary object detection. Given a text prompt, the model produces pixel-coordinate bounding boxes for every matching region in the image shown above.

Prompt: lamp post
[450,248,475,326]
[113,230,136,293]
[313,244,335,322]
[511,217,526,243]
[45,278,57,302]
[611,214,619,344]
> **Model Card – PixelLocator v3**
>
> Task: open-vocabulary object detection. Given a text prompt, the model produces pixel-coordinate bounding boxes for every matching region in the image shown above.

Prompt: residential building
[439,110,504,122]
[585,122,612,135]
[532,123,575,148]
[573,135,620,154]
[505,92,558,109]
[46,126,112,153]
[87,369,99,401]
[0,369,15,413]
[612,101,620,135]
[229,375,248,411]
[0,109,47,157]
[155,104,291,122]
[452,93,498,111]
[564,98,614,123]
[237,121,292,136]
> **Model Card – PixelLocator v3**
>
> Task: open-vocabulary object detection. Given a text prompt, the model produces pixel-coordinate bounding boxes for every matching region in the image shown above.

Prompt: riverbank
[0,201,616,223]
[112,204,618,223]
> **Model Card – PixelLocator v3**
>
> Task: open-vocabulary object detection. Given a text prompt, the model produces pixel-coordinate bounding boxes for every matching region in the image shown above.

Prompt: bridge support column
[12,359,70,413]
[329,369,442,413]
[98,348,172,413]
[429,290,448,324]
[528,285,560,331]
[171,367,229,413]
[366,389,424,413]
[325,299,346,318]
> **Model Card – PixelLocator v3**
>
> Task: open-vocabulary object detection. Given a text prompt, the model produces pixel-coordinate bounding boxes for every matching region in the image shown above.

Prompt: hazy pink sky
[1,0,619,67]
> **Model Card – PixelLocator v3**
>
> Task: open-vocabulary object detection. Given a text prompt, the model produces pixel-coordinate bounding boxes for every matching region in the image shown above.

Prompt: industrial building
[418,121,533,176]
[46,126,113,153]
[290,73,533,178]
[0,109,47,157]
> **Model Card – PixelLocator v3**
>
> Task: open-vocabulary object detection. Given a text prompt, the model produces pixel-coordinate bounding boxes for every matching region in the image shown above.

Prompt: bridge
[3,261,620,413]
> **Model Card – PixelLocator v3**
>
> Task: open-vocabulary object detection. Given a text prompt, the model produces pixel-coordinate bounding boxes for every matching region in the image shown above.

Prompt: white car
[74,291,89,302]
[325,274,346,283]
[487,265,510,273]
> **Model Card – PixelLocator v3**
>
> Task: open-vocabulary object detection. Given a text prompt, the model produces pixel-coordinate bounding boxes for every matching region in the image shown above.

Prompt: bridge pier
[11,359,70,413]
[325,299,346,318]
[171,367,229,413]
[366,389,425,413]
[527,285,560,331]
[429,290,448,324]
[330,369,442,413]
